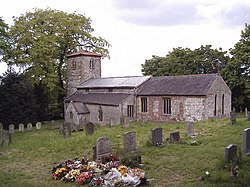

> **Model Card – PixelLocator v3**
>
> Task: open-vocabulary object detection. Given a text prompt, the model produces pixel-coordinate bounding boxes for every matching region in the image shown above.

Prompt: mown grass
[0,117,250,187]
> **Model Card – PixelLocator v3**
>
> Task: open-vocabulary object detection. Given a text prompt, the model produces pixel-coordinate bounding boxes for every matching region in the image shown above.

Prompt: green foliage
[0,68,37,128]
[222,24,250,110]
[141,45,229,76]
[0,17,9,59]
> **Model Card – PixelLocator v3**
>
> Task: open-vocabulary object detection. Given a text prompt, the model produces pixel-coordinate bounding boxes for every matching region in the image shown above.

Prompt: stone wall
[67,56,101,95]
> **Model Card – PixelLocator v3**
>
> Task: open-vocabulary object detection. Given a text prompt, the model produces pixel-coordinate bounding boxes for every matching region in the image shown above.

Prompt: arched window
[90,58,94,69]
[98,106,103,121]
[222,94,225,115]
[214,95,217,116]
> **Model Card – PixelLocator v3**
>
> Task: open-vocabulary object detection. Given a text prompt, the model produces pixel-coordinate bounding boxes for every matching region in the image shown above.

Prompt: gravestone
[248,112,250,121]
[170,132,180,143]
[19,124,24,132]
[63,122,71,137]
[59,124,64,134]
[151,127,163,146]
[27,123,33,131]
[245,108,248,118]
[109,117,116,126]
[0,123,3,131]
[187,122,195,136]
[225,144,237,163]
[124,131,136,153]
[96,136,111,161]
[230,111,236,125]
[36,122,41,129]
[243,128,250,155]
[85,122,94,135]
[9,124,15,134]
[3,130,11,146]
[123,116,129,128]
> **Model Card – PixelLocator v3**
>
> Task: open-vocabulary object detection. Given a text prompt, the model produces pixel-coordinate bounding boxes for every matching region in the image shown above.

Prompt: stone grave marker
[248,112,250,121]
[59,124,64,134]
[27,123,33,131]
[245,108,248,118]
[9,124,15,134]
[109,117,116,126]
[151,127,163,146]
[36,122,42,129]
[63,122,71,137]
[19,124,24,132]
[85,122,94,135]
[0,123,3,131]
[187,121,195,137]
[230,111,236,125]
[170,132,180,143]
[243,128,250,155]
[123,116,129,128]
[225,144,237,163]
[96,136,111,161]
[3,130,11,146]
[124,131,136,153]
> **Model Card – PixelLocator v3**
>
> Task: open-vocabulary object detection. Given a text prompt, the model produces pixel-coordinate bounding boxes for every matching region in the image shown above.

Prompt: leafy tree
[3,8,111,117]
[0,17,9,60]
[222,24,250,110]
[142,45,228,76]
[0,68,37,128]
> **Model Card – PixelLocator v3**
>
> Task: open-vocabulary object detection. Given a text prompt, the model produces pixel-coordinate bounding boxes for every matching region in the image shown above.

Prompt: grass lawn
[1,116,250,187]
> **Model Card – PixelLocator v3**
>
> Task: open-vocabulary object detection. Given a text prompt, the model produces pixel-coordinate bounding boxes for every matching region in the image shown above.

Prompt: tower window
[90,58,94,69]
[72,60,76,70]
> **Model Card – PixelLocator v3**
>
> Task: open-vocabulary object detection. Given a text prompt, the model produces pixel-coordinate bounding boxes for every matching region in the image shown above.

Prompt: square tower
[66,50,102,95]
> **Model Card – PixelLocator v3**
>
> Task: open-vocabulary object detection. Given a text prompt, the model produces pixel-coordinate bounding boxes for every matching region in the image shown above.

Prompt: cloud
[113,0,250,27]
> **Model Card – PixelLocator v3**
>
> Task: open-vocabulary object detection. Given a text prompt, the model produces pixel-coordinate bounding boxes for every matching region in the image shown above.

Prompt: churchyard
[0,114,250,186]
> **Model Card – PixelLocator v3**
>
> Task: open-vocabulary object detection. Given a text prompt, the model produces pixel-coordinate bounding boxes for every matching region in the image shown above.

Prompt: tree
[0,17,9,60]
[4,8,111,117]
[142,45,228,76]
[222,24,250,110]
[0,68,37,128]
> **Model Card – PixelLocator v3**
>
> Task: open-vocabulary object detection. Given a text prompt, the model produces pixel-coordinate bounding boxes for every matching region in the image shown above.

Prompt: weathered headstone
[96,136,111,161]
[225,144,237,163]
[245,108,248,118]
[151,127,163,146]
[124,131,136,153]
[18,124,24,132]
[123,116,129,128]
[27,123,33,131]
[85,122,94,135]
[230,111,236,125]
[3,130,11,146]
[247,112,250,121]
[59,124,64,134]
[36,122,42,129]
[243,128,250,155]
[9,124,15,134]
[170,132,180,143]
[63,122,71,137]
[187,122,195,136]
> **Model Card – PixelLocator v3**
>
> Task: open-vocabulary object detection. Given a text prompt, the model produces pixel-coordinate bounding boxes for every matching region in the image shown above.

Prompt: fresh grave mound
[52,156,149,186]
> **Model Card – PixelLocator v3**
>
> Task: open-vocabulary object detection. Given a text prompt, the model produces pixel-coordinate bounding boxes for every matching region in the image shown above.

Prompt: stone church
[64,50,231,126]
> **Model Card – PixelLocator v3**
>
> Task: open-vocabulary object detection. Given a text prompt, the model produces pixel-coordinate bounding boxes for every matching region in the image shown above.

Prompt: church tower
[66,50,102,95]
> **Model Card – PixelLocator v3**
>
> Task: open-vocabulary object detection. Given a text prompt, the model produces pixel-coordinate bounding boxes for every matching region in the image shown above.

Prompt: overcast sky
[0,0,250,77]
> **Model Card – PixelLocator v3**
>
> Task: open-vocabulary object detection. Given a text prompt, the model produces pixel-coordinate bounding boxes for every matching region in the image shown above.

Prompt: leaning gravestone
[124,131,136,153]
[170,132,180,143]
[187,121,195,137]
[9,124,15,134]
[36,122,42,130]
[243,128,250,155]
[151,127,163,146]
[225,144,237,163]
[63,122,71,137]
[27,123,33,131]
[19,124,24,132]
[85,122,94,135]
[96,136,111,161]
[230,111,236,125]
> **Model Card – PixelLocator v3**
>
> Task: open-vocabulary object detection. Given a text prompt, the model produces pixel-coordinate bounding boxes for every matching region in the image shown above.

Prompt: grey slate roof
[137,74,218,96]
[77,76,151,89]
[65,91,131,106]
[73,102,89,114]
